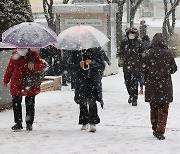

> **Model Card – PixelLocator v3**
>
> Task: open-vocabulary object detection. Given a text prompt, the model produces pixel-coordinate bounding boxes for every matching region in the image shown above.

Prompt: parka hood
[126,27,139,39]
[151,33,168,49]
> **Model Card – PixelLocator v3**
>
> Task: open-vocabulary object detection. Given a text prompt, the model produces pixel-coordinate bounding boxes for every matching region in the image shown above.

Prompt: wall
[0,49,13,110]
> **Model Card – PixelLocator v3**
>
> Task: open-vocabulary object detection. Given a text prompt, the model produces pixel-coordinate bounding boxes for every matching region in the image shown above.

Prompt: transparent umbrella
[2,22,57,48]
[55,25,110,50]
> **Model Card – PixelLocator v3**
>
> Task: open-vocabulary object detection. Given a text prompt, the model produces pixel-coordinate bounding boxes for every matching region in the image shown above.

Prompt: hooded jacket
[140,33,177,104]
[119,28,144,74]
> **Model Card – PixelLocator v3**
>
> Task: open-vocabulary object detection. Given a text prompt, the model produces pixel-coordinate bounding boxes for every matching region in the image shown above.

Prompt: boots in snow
[132,100,137,106]
[89,124,96,132]
[128,96,133,103]
[153,131,165,140]
[81,124,88,130]
[11,123,23,130]
[26,124,33,131]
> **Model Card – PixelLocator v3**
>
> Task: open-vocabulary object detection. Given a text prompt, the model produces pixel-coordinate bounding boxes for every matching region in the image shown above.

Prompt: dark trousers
[70,71,76,89]
[150,103,169,134]
[138,74,144,88]
[79,98,100,125]
[12,95,35,125]
[62,72,67,85]
[124,73,139,100]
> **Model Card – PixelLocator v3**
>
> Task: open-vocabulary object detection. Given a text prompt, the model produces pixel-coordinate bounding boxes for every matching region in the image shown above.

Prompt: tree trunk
[129,0,143,28]
[113,0,126,53]
[162,0,180,47]
[43,0,69,32]
[43,0,55,31]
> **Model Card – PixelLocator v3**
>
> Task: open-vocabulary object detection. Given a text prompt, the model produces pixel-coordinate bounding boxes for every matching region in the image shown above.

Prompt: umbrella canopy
[55,25,110,50]
[2,22,57,48]
[0,42,15,48]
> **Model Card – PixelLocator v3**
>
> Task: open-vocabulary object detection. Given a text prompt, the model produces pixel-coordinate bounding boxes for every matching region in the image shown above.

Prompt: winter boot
[11,123,23,130]
[81,124,88,130]
[153,131,165,140]
[26,124,33,131]
[89,124,96,132]
[132,100,137,106]
[128,96,133,104]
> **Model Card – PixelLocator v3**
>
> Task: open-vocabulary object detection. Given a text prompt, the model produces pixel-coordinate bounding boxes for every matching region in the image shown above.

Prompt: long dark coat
[39,45,56,75]
[120,28,144,74]
[69,47,105,108]
[53,49,69,76]
[140,33,177,104]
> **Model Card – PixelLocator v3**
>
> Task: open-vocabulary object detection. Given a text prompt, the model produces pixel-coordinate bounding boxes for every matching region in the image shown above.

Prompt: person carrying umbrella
[3,48,44,131]
[2,22,56,131]
[55,25,109,132]
[69,46,105,132]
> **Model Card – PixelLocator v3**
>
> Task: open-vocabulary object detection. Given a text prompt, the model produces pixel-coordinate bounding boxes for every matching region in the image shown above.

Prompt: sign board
[65,19,102,26]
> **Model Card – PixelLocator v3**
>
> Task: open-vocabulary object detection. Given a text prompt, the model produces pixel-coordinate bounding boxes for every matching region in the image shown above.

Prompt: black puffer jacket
[119,28,144,74]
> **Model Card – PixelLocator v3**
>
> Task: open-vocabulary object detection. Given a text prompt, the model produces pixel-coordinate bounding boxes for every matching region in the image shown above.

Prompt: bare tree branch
[162,0,180,46]
[130,0,143,28]
[113,0,126,52]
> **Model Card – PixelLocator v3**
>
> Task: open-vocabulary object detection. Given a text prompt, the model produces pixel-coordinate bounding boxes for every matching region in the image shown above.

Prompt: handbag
[18,53,42,88]
[21,72,41,88]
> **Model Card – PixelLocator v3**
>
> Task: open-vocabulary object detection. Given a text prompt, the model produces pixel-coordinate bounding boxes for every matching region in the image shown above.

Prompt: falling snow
[0,58,180,154]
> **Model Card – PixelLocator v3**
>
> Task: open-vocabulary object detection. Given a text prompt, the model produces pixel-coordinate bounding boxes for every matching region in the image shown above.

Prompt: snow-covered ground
[0,57,180,154]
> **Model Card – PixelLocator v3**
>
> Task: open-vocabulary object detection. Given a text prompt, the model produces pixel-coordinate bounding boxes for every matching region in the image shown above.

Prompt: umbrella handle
[82,64,90,70]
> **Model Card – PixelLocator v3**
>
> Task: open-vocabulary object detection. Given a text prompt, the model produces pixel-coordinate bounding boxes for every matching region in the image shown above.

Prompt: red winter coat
[3,49,44,96]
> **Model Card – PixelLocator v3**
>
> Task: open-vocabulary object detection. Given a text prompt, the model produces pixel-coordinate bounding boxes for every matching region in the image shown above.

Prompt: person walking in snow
[140,33,177,140]
[53,49,69,86]
[118,28,144,106]
[39,45,56,76]
[3,48,44,131]
[69,47,105,132]
[139,19,147,39]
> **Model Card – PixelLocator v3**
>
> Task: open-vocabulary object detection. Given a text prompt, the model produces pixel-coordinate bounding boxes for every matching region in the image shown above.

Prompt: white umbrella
[55,25,110,50]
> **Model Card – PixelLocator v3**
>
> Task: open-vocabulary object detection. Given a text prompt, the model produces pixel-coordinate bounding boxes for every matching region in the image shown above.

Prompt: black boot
[132,100,137,106]
[153,131,165,140]
[11,123,23,130]
[128,96,133,103]
[26,124,33,131]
